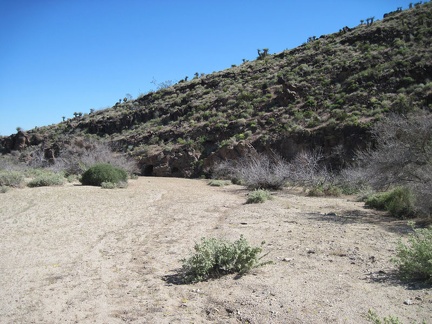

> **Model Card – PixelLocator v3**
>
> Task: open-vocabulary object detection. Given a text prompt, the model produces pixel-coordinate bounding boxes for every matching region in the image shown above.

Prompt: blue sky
[0,0,415,136]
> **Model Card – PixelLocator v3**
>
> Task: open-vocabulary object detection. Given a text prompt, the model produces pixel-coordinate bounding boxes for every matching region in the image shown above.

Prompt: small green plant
[366,309,401,324]
[365,187,415,218]
[181,235,271,283]
[0,171,25,188]
[393,223,432,283]
[27,172,65,187]
[80,163,128,187]
[0,186,10,193]
[246,189,273,204]
[208,180,231,187]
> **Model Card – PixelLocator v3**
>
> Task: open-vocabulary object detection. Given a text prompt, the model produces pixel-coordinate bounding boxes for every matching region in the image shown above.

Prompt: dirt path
[0,177,430,323]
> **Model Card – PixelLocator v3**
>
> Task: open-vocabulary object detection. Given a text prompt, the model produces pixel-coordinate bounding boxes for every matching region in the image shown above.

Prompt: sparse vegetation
[366,309,401,324]
[80,163,128,187]
[393,223,432,283]
[180,235,271,283]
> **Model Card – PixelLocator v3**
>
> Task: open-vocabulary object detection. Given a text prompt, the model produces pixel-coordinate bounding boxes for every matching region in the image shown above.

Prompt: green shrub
[80,163,128,186]
[0,171,25,188]
[366,309,401,324]
[0,186,10,193]
[246,189,272,204]
[393,223,432,283]
[365,187,415,218]
[181,235,271,283]
[28,173,65,187]
[208,179,231,187]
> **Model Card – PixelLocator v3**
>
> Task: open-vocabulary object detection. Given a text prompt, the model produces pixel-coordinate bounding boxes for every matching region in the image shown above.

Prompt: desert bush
[213,150,337,192]
[246,189,273,204]
[80,163,128,187]
[366,309,401,324]
[52,139,138,176]
[27,172,65,187]
[0,154,27,171]
[308,184,342,197]
[0,170,25,188]
[365,187,416,218]
[0,186,9,193]
[393,223,432,283]
[208,179,231,187]
[101,181,116,189]
[335,166,371,195]
[286,150,334,188]
[356,113,432,217]
[181,235,271,283]
[214,153,289,190]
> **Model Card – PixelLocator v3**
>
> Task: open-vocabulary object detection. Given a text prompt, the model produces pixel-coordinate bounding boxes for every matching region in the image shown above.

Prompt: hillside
[1,2,432,177]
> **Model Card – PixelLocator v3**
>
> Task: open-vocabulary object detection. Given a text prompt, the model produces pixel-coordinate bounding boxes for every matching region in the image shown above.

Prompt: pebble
[404,299,413,305]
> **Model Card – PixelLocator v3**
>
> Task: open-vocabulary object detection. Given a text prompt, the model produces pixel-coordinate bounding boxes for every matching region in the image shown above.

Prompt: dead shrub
[52,139,139,176]
[355,113,432,218]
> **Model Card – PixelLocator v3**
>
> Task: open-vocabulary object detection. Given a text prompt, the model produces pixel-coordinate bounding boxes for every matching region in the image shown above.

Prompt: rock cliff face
[1,2,431,177]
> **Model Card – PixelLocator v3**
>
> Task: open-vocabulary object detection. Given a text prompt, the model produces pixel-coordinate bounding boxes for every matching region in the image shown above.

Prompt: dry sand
[0,177,430,323]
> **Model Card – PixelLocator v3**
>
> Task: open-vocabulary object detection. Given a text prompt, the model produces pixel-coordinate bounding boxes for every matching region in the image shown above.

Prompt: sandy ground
[0,177,431,323]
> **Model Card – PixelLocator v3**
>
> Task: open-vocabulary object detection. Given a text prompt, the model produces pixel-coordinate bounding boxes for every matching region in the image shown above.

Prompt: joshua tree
[360,19,364,25]
[257,48,270,60]
[184,76,188,81]
[89,109,95,114]
[194,72,199,79]
[62,116,66,121]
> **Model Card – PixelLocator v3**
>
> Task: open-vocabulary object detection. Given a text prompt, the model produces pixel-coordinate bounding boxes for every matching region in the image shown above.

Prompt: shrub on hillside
[80,163,128,186]
[393,223,432,283]
[365,187,415,218]
[27,172,65,187]
[181,235,271,283]
[0,170,25,188]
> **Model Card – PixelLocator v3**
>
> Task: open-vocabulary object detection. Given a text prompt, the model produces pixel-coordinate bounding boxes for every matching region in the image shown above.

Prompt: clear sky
[0,0,415,136]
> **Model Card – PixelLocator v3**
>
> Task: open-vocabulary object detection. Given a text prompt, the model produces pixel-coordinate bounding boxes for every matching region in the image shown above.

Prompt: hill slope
[1,2,432,177]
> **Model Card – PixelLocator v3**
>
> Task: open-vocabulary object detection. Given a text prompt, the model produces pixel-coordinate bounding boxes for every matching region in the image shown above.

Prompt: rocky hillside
[1,2,432,177]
